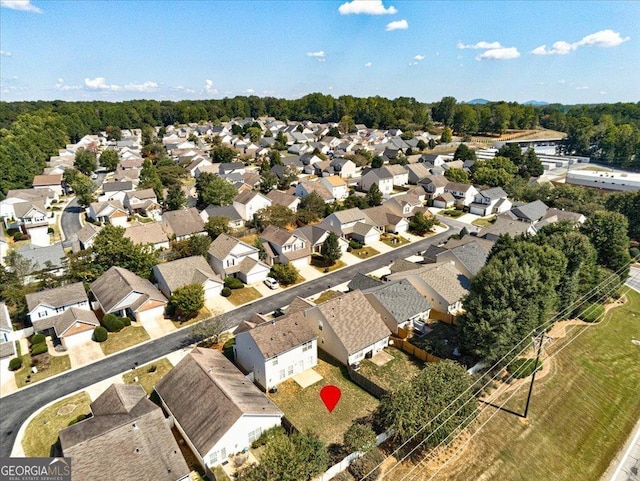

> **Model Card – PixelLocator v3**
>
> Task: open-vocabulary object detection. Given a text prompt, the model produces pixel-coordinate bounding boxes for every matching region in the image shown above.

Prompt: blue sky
[1,0,639,104]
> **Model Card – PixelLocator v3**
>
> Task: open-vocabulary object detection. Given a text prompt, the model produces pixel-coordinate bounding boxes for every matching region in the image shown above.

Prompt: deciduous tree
[98,149,119,171]
[168,283,204,320]
[195,172,237,207]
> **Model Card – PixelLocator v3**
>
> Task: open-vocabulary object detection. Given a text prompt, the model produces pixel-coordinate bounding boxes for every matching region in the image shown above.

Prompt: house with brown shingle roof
[161,207,206,241]
[207,234,270,284]
[60,384,190,481]
[303,290,391,367]
[234,311,318,390]
[153,256,223,302]
[259,225,311,269]
[266,190,300,212]
[123,222,170,250]
[87,200,129,227]
[155,348,283,468]
[32,174,64,197]
[232,191,271,221]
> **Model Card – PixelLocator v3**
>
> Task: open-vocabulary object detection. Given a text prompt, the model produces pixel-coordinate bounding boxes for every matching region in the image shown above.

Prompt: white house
[87,200,129,227]
[234,311,318,390]
[0,302,16,359]
[358,169,394,195]
[207,234,271,284]
[232,191,272,221]
[259,225,311,269]
[153,256,223,302]
[32,174,64,197]
[303,290,391,367]
[443,182,479,207]
[382,165,409,186]
[469,187,512,216]
[318,208,380,244]
[98,181,134,203]
[155,348,283,469]
[319,175,349,200]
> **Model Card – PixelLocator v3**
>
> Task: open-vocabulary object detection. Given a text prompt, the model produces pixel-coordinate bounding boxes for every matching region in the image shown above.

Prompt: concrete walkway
[0,357,18,397]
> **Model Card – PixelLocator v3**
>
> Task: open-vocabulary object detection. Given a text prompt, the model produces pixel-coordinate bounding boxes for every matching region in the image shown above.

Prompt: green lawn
[122,358,174,395]
[472,216,497,227]
[22,392,92,457]
[228,287,263,306]
[15,353,71,388]
[442,209,464,218]
[350,246,380,259]
[311,256,347,273]
[100,325,150,356]
[358,347,425,393]
[380,234,410,248]
[430,290,640,481]
[314,290,340,305]
[267,355,379,445]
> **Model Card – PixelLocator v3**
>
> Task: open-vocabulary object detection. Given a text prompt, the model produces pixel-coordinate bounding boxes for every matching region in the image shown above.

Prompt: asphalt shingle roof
[363,279,431,326]
[245,311,317,359]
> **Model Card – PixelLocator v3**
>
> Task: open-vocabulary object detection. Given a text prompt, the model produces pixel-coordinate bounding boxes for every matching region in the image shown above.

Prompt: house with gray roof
[318,208,380,244]
[444,182,479,207]
[155,348,283,469]
[232,190,271,221]
[76,222,102,250]
[535,207,586,228]
[435,240,489,278]
[507,200,549,224]
[259,225,311,269]
[88,200,129,227]
[363,279,431,334]
[293,225,349,255]
[17,242,67,282]
[199,204,243,229]
[418,175,449,200]
[162,207,206,241]
[207,234,270,284]
[478,213,538,241]
[234,311,318,390]
[406,163,432,185]
[99,180,134,203]
[469,187,512,216]
[266,190,301,212]
[363,205,409,234]
[153,256,223,303]
[91,266,167,323]
[0,302,16,359]
[303,290,391,367]
[60,384,190,481]
[358,168,394,194]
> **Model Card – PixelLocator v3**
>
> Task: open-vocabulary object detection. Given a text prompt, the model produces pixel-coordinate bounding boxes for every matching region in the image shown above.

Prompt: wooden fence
[392,337,444,363]
[347,365,388,399]
[430,310,458,325]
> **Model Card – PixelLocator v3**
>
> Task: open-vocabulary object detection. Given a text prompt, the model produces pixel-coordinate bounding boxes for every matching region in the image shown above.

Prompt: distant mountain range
[464,98,549,106]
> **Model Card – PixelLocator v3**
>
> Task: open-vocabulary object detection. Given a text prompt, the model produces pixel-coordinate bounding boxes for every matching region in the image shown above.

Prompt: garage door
[63,329,95,348]
[136,305,165,323]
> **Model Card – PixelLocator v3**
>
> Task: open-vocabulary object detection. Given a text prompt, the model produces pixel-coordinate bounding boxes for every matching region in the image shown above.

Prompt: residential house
[161,207,206,241]
[187,157,213,177]
[59,384,190,481]
[346,272,383,292]
[234,311,318,390]
[506,200,549,223]
[479,214,538,241]
[32,174,64,197]
[406,164,431,185]
[207,234,271,284]
[319,175,349,200]
[153,256,223,302]
[318,208,380,244]
[266,190,301,212]
[303,290,391,367]
[123,189,162,220]
[387,262,470,317]
[293,225,349,255]
[330,158,357,178]
[0,302,16,359]
[444,182,479,207]
[17,243,67,282]
[363,279,431,334]
[294,180,335,203]
[419,154,447,166]
[155,348,283,468]
[8,200,50,246]
[76,223,102,250]
[362,205,409,234]
[1,188,57,220]
[536,208,586,228]
[200,205,244,229]
[99,181,134,203]
[382,165,409,186]
[435,240,489,278]
[418,175,449,200]
[123,222,170,250]
[91,266,168,323]
[469,187,512,216]
[358,168,394,195]
[87,200,129,227]
[219,162,246,176]
[232,191,272,222]
[432,192,456,209]
[259,225,310,269]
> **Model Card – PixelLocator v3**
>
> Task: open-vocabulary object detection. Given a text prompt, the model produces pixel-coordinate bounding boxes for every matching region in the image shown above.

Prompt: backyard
[122,358,174,394]
[409,321,462,360]
[358,347,425,392]
[394,290,640,481]
[267,354,379,445]
[22,391,92,457]
[228,287,263,306]
[100,325,150,356]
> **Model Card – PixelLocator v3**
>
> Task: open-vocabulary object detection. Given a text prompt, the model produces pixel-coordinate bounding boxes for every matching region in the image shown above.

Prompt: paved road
[626,266,640,294]
[0,228,453,457]
[60,198,83,248]
[606,418,640,481]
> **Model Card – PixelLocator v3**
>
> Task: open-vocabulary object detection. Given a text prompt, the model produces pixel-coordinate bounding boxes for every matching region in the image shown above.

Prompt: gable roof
[162,207,205,237]
[479,214,537,239]
[26,282,88,313]
[123,222,169,246]
[60,384,189,481]
[437,240,489,277]
[91,266,167,314]
[76,222,102,245]
[32,174,62,186]
[102,180,133,193]
[155,348,282,458]
[388,262,471,305]
[16,243,66,272]
[314,290,391,355]
[347,272,383,292]
[208,233,255,260]
[125,188,157,201]
[389,258,421,274]
[363,279,431,325]
[153,256,222,293]
[293,225,329,246]
[266,190,299,208]
[508,200,549,222]
[233,190,269,205]
[243,311,316,360]
[202,204,243,222]
[284,296,315,315]
[478,187,508,200]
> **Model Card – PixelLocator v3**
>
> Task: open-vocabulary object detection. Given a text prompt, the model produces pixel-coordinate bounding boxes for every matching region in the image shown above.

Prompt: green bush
[102,313,125,332]
[578,303,605,323]
[47,227,54,234]
[251,425,286,449]
[221,287,232,297]
[93,326,108,342]
[120,316,132,327]
[629,246,639,260]
[224,277,245,289]
[31,342,48,356]
[349,240,363,250]
[13,232,29,241]
[31,333,46,345]
[348,448,385,479]
[343,423,377,453]
[507,358,542,379]
[270,263,299,286]
[9,357,23,371]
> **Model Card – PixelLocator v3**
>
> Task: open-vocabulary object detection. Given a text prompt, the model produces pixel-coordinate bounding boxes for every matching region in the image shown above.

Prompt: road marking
[611,418,640,480]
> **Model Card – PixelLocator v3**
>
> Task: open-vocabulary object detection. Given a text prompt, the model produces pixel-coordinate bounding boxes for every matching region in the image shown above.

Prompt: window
[302,342,312,352]
[248,427,262,444]
[272,358,278,366]
[288,365,294,376]
[318,320,323,331]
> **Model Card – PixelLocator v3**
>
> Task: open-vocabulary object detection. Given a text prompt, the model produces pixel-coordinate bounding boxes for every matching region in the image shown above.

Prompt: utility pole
[523,333,551,418]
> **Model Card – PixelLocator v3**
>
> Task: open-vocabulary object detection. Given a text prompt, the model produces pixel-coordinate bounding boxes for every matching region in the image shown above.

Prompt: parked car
[264,277,279,290]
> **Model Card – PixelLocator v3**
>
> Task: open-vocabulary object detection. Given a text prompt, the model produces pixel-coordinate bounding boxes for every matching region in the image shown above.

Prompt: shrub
[93,326,108,342]
[251,425,286,449]
[629,246,640,260]
[348,448,385,479]
[221,287,232,297]
[224,277,245,289]
[31,333,46,345]
[13,232,28,241]
[578,303,605,323]
[31,343,48,356]
[343,423,377,453]
[349,240,363,250]
[147,365,157,373]
[102,313,125,332]
[9,357,23,371]
[47,227,54,234]
[120,316,132,327]
[270,263,299,286]
[507,358,542,379]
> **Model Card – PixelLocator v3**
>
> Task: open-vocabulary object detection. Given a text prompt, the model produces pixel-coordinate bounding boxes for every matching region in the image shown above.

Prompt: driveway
[67,340,105,368]
[0,357,18,397]
[139,316,177,339]
[60,198,83,248]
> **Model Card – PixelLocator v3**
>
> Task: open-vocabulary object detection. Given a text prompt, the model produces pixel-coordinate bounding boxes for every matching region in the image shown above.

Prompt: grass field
[314,290,340,305]
[394,290,640,481]
[15,354,71,388]
[358,347,424,393]
[349,246,380,259]
[100,325,150,356]
[471,216,496,227]
[380,234,410,248]
[22,392,92,457]
[267,355,379,445]
[228,287,263,306]
[122,358,174,394]
[311,256,346,273]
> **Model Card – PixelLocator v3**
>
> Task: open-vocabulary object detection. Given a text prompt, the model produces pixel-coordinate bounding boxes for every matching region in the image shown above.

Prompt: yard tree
[168,283,204,320]
[270,263,299,286]
[247,127,262,143]
[416,139,427,151]
[253,238,267,262]
[190,313,228,345]
[195,172,237,207]
[371,156,384,168]
[339,115,355,134]
[409,211,436,236]
[210,145,236,163]
[259,171,278,194]
[444,168,470,184]
[277,166,298,190]
[343,423,377,453]
[472,166,513,188]
[268,149,283,167]
[321,231,342,265]
[428,138,437,150]
[440,127,453,144]
[366,183,383,207]
[432,96,457,127]
[74,148,97,175]
[297,191,326,224]
[169,235,212,260]
[254,205,296,229]
[205,216,230,240]
[496,143,523,165]
[139,159,164,202]
[98,149,119,171]
[380,360,477,449]
[453,143,476,161]
[92,224,160,279]
[165,183,187,211]
[63,168,95,207]
[343,192,368,210]
[105,125,122,141]
[581,211,631,280]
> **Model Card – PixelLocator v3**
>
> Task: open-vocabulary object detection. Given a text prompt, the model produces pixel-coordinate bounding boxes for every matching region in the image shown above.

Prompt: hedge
[120,316,132,327]
[31,333,46,345]
[102,313,125,332]
[93,326,108,342]
[9,357,23,371]
[578,303,605,323]
[348,448,385,479]
[221,287,232,297]
[31,343,49,356]
[507,358,542,379]
[224,277,244,289]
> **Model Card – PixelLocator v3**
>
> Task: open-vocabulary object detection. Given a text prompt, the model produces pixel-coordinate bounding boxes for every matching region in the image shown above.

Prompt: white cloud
[600,90,607,95]
[409,61,418,66]
[0,0,42,13]
[475,47,520,61]
[532,29,630,55]
[338,0,397,15]
[81,77,159,92]
[385,19,408,31]
[317,58,326,62]
[55,78,81,91]
[413,54,425,61]
[205,79,218,94]
[0,50,12,57]
[244,88,255,94]
[306,51,325,58]
[175,85,196,94]
[575,85,589,90]
[84,77,116,91]
[457,41,503,50]
[364,62,372,67]
[123,81,159,92]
